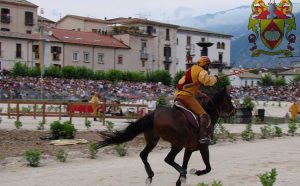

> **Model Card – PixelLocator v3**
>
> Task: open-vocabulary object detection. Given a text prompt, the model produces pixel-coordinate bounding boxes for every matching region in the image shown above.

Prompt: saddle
[173,101,199,131]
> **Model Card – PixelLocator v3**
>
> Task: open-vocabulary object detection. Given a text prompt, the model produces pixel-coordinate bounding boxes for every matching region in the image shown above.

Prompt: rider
[175,56,218,144]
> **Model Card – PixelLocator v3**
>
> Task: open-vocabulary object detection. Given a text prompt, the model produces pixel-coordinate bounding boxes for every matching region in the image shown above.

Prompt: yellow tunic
[289,102,299,119]
[90,95,99,116]
[175,65,217,97]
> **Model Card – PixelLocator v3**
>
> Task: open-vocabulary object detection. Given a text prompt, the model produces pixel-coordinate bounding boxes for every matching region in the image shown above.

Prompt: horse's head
[211,87,236,117]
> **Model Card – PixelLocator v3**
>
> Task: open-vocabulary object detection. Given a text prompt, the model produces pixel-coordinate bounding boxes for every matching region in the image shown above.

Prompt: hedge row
[11,62,172,85]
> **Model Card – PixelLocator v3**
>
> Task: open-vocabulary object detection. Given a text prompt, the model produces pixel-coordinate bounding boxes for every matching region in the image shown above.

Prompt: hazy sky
[29,0,300,22]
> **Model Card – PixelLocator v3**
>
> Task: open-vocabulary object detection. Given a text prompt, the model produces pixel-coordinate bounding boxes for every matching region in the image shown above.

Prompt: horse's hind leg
[176,149,193,186]
[164,146,186,177]
[140,132,159,185]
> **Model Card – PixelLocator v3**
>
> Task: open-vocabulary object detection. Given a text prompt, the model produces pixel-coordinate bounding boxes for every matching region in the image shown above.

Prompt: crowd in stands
[230,85,300,102]
[0,75,174,102]
[0,73,298,102]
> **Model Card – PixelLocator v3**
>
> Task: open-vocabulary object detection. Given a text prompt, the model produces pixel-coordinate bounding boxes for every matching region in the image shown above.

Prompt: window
[117,55,123,64]
[164,46,171,62]
[83,52,89,63]
[72,52,79,62]
[25,11,34,26]
[1,8,10,23]
[97,53,104,64]
[1,28,10,31]
[141,60,145,67]
[26,30,32,34]
[217,42,221,49]
[186,36,191,46]
[51,46,61,61]
[201,37,205,42]
[221,42,225,49]
[16,43,22,58]
[218,52,223,63]
[0,42,2,57]
[32,45,39,59]
[166,29,170,41]
[251,81,254,86]
[141,42,147,53]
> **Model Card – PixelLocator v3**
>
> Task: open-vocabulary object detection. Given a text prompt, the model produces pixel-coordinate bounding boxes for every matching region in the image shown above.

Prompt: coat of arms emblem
[248,0,297,57]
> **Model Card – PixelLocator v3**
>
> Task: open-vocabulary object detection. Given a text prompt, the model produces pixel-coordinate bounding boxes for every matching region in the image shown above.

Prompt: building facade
[0,0,38,34]
[177,26,232,73]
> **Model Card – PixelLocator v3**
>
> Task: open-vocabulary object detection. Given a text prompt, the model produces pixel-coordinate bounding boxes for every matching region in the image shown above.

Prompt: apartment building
[0,0,38,34]
[56,14,111,34]
[0,31,62,70]
[177,26,232,74]
[49,28,130,71]
[108,17,179,76]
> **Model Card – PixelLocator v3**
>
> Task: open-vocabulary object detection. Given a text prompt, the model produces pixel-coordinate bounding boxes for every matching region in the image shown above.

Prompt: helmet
[197,56,211,67]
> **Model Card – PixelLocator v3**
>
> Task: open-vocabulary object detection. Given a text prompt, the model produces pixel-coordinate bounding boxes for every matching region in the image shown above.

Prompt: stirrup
[199,137,211,145]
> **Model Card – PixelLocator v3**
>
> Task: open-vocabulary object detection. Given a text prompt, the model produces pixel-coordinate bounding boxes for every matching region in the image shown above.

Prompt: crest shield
[260,19,284,50]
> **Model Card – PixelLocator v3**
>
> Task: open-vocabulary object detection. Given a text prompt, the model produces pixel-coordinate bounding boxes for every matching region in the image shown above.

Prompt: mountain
[172,3,300,68]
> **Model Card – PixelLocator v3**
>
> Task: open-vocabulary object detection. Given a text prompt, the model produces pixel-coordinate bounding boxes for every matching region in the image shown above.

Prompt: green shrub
[242,96,255,109]
[37,118,46,130]
[258,168,277,186]
[44,65,62,78]
[274,126,283,137]
[24,149,41,167]
[85,119,92,129]
[15,119,22,129]
[197,183,209,186]
[114,143,127,157]
[260,124,273,139]
[11,62,30,76]
[93,70,106,80]
[62,66,76,79]
[105,121,114,130]
[106,69,124,81]
[260,73,273,86]
[212,180,223,186]
[274,77,286,86]
[288,119,298,136]
[88,141,98,159]
[241,123,255,141]
[173,70,185,88]
[146,70,172,86]
[156,94,167,108]
[50,120,76,139]
[55,149,68,162]
[28,66,40,77]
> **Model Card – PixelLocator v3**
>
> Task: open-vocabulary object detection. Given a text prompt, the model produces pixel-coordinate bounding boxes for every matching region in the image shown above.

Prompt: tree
[260,73,273,86]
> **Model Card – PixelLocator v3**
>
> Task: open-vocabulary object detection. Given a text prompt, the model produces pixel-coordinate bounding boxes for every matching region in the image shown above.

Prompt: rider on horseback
[175,56,218,144]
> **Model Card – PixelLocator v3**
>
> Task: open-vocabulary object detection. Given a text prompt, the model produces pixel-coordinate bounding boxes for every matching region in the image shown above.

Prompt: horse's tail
[97,112,154,149]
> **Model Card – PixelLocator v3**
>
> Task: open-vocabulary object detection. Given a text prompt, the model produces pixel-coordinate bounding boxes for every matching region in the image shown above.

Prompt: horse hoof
[189,168,197,175]
[180,176,186,184]
[145,177,152,185]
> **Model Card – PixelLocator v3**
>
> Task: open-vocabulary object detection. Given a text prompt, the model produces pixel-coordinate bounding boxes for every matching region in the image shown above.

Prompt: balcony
[140,52,149,60]
[1,15,11,23]
[25,19,35,26]
[163,56,172,64]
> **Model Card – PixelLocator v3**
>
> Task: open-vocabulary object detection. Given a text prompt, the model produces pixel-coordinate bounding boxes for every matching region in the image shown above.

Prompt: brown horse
[97,88,235,185]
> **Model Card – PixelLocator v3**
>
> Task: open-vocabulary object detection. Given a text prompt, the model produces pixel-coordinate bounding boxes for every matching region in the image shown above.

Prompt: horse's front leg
[176,149,193,186]
[190,144,211,176]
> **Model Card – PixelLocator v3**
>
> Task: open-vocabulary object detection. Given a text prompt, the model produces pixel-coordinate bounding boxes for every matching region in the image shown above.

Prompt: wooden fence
[0,100,148,125]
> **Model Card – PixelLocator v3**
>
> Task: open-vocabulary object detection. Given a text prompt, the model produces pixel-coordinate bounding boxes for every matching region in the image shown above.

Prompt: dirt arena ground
[0,115,299,186]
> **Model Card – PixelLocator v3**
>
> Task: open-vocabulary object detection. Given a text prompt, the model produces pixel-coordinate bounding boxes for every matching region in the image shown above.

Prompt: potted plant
[235,96,255,124]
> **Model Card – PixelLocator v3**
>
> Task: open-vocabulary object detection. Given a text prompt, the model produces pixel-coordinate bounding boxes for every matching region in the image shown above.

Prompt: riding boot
[198,114,211,145]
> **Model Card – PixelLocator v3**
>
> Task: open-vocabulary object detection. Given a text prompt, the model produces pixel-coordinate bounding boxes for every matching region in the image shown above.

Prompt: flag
[38,39,46,77]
